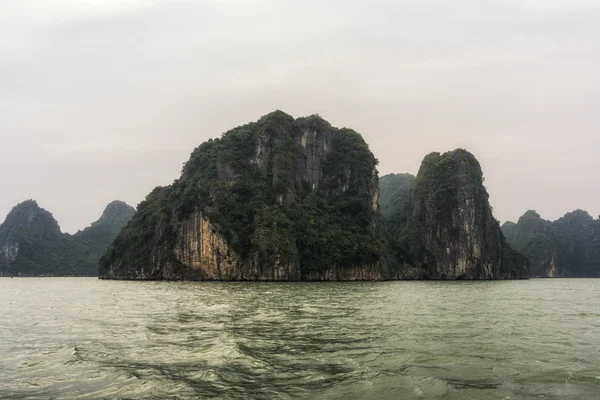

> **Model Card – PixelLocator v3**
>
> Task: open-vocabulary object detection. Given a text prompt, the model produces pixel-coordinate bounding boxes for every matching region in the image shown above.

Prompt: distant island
[502,210,600,278]
[0,200,134,276]
[99,111,528,281]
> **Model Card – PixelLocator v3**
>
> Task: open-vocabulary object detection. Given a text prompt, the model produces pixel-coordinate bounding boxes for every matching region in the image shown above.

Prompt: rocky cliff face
[0,200,134,276]
[502,210,600,277]
[393,150,528,279]
[100,111,385,280]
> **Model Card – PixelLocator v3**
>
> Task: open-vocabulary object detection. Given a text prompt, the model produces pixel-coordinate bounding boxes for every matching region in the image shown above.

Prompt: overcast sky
[1,0,599,232]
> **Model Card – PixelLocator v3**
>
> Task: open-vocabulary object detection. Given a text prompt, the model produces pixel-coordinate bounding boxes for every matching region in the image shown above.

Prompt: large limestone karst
[502,210,600,277]
[100,111,385,280]
[0,200,134,276]
[101,111,528,281]
[385,149,529,279]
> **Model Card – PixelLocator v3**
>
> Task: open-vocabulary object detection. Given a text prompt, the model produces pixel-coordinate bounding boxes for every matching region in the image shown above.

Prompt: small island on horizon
[0,200,134,277]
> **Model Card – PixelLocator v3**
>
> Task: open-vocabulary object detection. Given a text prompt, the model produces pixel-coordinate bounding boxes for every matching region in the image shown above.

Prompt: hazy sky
[1,0,599,232]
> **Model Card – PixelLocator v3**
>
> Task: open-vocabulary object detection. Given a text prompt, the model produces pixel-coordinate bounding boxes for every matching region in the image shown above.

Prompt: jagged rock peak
[521,210,541,219]
[559,209,593,223]
[381,173,416,180]
[2,200,62,236]
[95,201,136,227]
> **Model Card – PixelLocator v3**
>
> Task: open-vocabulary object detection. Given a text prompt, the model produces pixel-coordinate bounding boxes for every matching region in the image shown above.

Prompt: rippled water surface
[1,278,600,399]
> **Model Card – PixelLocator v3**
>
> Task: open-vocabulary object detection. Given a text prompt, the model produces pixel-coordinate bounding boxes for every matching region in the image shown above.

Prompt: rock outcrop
[502,210,600,277]
[0,200,134,276]
[389,150,529,279]
[100,111,385,280]
[101,112,528,281]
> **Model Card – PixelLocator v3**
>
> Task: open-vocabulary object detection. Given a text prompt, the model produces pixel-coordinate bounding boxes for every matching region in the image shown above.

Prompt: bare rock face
[397,150,529,280]
[100,111,384,281]
[170,212,385,281]
[173,212,236,279]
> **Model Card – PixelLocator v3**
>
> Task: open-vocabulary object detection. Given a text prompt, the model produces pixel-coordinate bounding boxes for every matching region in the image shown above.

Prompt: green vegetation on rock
[502,210,600,277]
[0,200,134,276]
[101,110,532,281]
[101,111,383,280]
[101,111,530,281]
[384,149,528,279]
[379,173,415,239]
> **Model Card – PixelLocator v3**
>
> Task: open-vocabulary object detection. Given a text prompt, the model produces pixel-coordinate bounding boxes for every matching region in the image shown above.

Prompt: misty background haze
[1,0,599,233]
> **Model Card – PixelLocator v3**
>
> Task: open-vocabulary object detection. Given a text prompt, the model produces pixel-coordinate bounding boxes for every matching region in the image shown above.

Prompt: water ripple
[1,278,600,399]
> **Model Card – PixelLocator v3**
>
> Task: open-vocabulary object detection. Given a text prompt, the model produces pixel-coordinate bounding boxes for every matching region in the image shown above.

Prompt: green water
[1,278,599,399]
